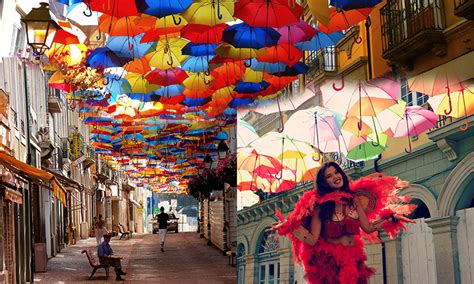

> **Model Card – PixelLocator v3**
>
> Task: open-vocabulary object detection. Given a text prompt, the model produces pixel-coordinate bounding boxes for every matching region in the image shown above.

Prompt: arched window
[256,229,280,284]
[237,243,246,284]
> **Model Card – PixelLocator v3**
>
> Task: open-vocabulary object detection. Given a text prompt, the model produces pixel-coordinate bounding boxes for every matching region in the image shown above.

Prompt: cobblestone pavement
[34,232,236,283]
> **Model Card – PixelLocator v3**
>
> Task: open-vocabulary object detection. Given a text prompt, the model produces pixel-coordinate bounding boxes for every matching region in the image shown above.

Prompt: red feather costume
[275,173,415,284]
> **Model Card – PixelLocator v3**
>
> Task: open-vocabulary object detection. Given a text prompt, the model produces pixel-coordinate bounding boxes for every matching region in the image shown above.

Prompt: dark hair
[315,162,352,221]
[160,207,165,212]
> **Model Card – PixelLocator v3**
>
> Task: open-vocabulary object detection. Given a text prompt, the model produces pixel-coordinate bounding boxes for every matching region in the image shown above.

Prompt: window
[400,76,428,107]
[237,243,246,284]
[256,229,280,284]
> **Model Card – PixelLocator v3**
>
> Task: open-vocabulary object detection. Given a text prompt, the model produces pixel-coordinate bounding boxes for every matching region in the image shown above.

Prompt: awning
[0,152,67,206]
[408,52,474,96]
[45,169,82,192]
[129,199,142,208]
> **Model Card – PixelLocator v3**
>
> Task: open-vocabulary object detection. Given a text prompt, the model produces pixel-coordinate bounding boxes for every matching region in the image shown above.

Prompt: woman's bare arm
[354,198,379,234]
[293,206,321,246]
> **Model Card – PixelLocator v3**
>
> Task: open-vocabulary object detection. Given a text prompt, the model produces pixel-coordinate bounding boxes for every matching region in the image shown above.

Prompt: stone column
[425,216,460,284]
[379,232,403,284]
[278,248,294,283]
[244,254,256,284]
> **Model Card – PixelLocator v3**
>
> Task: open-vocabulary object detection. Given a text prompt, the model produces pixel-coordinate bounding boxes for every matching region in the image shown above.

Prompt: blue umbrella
[104,74,132,94]
[295,31,344,51]
[126,92,161,102]
[245,58,286,73]
[271,62,309,77]
[181,56,213,73]
[213,131,228,141]
[234,81,270,94]
[106,33,154,58]
[182,97,210,107]
[86,47,131,69]
[56,0,82,5]
[222,22,281,49]
[182,43,217,56]
[330,0,382,10]
[136,0,193,18]
[155,84,185,97]
[229,98,254,108]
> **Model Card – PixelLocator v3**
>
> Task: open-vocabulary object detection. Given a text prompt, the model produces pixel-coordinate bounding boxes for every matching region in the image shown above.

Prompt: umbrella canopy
[330,0,382,10]
[277,21,317,45]
[136,0,193,17]
[145,38,189,69]
[428,87,474,118]
[222,22,281,49]
[182,0,235,25]
[181,23,228,44]
[234,0,304,28]
[319,8,372,33]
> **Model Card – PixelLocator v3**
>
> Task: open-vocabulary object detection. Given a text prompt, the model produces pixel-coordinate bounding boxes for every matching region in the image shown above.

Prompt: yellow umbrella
[124,73,160,94]
[182,72,213,92]
[428,87,474,118]
[145,38,189,69]
[214,43,265,59]
[182,0,235,25]
[242,69,265,83]
[46,42,87,67]
[307,0,331,25]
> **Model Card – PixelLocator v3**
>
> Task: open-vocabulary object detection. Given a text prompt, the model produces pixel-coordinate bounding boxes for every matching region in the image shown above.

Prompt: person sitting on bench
[98,234,126,281]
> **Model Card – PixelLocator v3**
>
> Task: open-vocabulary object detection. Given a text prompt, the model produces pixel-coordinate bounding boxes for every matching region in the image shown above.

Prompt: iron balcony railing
[305,46,337,78]
[380,0,445,53]
[455,0,470,9]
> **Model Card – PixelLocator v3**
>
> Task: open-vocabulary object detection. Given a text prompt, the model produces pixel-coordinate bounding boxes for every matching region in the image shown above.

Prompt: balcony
[305,46,338,85]
[380,0,447,69]
[455,0,474,20]
[48,94,63,113]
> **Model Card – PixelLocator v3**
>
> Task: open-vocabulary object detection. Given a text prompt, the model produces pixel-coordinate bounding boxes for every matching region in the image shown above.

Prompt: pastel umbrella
[86,47,132,68]
[277,21,317,45]
[393,106,438,152]
[234,0,304,28]
[181,0,235,25]
[238,149,283,174]
[145,38,189,69]
[222,22,281,49]
[346,133,387,162]
[283,106,343,154]
[428,87,474,118]
[180,24,228,44]
[322,78,398,130]
[237,170,271,191]
[136,0,193,18]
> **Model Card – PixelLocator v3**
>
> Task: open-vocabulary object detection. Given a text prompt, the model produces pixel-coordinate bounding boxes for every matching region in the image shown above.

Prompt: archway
[400,184,438,218]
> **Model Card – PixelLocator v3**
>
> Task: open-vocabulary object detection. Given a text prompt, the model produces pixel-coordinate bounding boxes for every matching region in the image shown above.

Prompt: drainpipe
[373,153,387,283]
[365,16,373,80]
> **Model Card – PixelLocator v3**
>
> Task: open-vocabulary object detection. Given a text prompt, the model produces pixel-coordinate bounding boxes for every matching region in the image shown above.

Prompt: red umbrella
[234,0,304,28]
[209,62,246,89]
[257,44,303,67]
[145,68,189,86]
[85,0,139,17]
[277,21,317,45]
[180,24,228,44]
[52,29,80,45]
[319,7,372,34]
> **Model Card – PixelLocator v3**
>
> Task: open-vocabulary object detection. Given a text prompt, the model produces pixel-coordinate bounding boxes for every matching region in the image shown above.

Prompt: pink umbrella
[277,21,317,45]
[145,68,188,86]
[393,106,438,153]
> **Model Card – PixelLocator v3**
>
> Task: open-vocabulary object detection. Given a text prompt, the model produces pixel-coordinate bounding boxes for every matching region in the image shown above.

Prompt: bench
[81,249,109,280]
[226,250,236,267]
[116,224,132,240]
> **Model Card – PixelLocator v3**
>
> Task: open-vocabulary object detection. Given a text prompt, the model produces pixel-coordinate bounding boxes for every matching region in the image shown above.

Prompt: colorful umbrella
[222,22,281,49]
[182,0,235,25]
[393,106,438,152]
[136,0,193,18]
[234,0,304,28]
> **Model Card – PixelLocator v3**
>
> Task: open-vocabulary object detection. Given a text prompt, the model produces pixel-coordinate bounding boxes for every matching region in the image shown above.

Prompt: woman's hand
[393,214,416,223]
[266,220,286,232]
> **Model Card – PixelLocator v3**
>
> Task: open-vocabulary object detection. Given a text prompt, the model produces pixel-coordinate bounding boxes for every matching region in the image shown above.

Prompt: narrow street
[34,232,236,283]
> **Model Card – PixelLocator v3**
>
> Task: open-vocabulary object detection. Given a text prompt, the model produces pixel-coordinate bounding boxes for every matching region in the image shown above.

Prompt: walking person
[97,234,126,281]
[94,214,105,246]
[268,162,415,284]
[157,207,169,252]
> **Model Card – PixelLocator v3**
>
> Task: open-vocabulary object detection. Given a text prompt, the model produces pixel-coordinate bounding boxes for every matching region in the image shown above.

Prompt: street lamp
[217,141,229,160]
[203,154,213,169]
[21,2,59,56]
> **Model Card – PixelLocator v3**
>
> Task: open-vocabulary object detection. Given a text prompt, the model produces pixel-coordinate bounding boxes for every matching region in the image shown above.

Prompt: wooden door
[456,207,474,284]
[401,219,437,283]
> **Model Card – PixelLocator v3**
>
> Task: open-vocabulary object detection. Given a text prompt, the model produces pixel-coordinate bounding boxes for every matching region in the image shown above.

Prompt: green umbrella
[346,133,388,162]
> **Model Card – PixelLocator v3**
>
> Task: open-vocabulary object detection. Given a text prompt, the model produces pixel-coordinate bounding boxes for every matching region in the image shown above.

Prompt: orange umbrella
[124,57,151,74]
[99,15,147,36]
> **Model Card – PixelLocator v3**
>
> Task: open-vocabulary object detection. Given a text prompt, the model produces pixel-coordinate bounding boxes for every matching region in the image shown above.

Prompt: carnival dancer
[268,162,415,284]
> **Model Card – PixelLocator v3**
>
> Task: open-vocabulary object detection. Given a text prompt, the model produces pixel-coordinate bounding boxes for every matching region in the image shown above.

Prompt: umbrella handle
[332,77,345,91]
[217,0,223,20]
[83,5,92,17]
[128,41,134,51]
[357,120,363,131]
[405,136,412,153]
[203,76,211,85]
[204,69,211,76]
[444,86,453,115]
[96,30,102,41]
[277,98,284,133]
[172,14,182,26]
[244,60,252,68]
[354,36,362,44]
[103,76,110,85]
[459,118,469,131]
[167,56,174,66]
